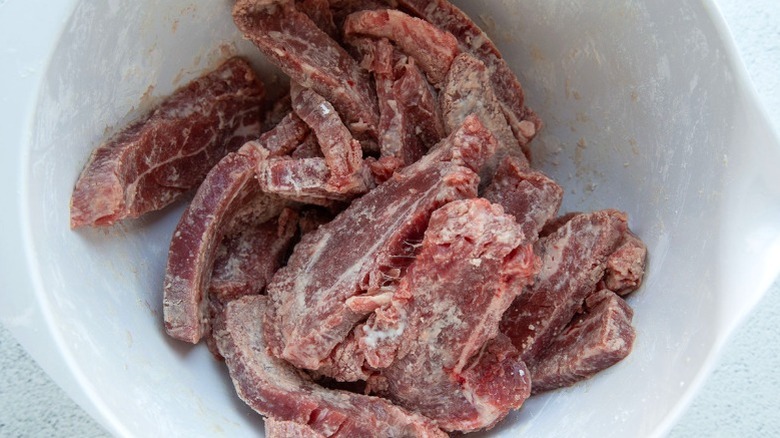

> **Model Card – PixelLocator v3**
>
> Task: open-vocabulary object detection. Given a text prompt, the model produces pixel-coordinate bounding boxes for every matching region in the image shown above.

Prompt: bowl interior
[24,0,774,436]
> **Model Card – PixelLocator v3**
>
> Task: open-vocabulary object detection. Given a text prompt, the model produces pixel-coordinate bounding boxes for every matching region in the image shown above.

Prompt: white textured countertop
[1,0,778,436]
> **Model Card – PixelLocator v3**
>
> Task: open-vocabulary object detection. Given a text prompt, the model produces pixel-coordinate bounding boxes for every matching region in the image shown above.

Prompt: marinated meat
[265,417,325,438]
[482,155,563,239]
[603,231,647,296]
[393,55,445,150]
[233,0,379,140]
[290,85,366,193]
[163,146,286,344]
[214,295,446,438]
[70,57,265,228]
[396,0,541,148]
[163,113,306,344]
[441,53,528,176]
[529,289,635,393]
[209,208,299,302]
[362,199,536,432]
[500,210,628,364]
[257,157,371,206]
[264,116,497,370]
[260,112,311,156]
[344,9,459,84]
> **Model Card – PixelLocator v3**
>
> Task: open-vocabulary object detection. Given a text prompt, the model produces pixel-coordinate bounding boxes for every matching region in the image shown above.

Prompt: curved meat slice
[344,9,459,84]
[441,53,528,177]
[291,85,366,193]
[257,156,371,206]
[396,0,541,147]
[232,0,379,140]
[482,155,563,239]
[500,210,628,364]
[163,115,307,344]
[528,289,635,394]
[214,295,446,438]
[361,199,536,432]
[264,117,498,371]
[70,57,265,228]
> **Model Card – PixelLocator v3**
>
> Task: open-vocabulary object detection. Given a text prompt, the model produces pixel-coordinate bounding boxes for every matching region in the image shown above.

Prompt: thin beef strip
[441,53,529,178]
[343,8,459,85]
[362,199,537,432]
[70,57,265,228]
[233,0,379,141]
[482,155,563,238]
[290,84,366,193]
[528,289,635,394]
[500,210,629,364]
[396,0,542,150]
[264,115,497,371]
[163,113,308,344]
[214,295,446,438]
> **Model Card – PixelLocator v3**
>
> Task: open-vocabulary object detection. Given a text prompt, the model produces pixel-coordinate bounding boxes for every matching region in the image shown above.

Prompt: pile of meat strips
[70,0,647,436]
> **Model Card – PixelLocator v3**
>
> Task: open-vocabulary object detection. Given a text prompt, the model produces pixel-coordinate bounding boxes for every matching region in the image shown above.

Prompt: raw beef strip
[70,57,265,228]
[343,9,459,84]
[482,155,563,239]
[291,85,366,193]
[360,38,426,166]
[366,156,405,183]
[441,53,528,176]
[163,113,305,344]
[264,116,496,370]
[257,157,371,206]
[327,0,389,30]
[396,0,541,147]
[259,112,311,156]
[214,295,446,438]
[528,289,635,394]
[233,0,379,140]
[500,210,628,364]
[296,0,338,38]
[393,54,445,150]
[362,199,536,432]
[209,208,299,302]
[603,230,647,296]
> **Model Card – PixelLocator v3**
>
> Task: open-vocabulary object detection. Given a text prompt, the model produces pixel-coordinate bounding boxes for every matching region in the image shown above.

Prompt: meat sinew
[363,199,537,432]
[215,295,447,437]
[70,57,265,228]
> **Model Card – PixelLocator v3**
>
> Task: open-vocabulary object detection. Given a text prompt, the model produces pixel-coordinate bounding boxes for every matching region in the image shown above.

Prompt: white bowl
[2,0,779,436]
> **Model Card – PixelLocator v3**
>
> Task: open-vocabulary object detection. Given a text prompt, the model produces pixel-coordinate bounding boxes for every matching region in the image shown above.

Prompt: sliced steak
[264,116,497,370]
[233,0,379,140]
[260,112,311,156]
[603,230,647,296]
[362,199,536,432]
[500,210,628,364]
[441,53,528,176]
[215,296,446,438]
[163,113,306,344]
[482,155,563,238]
[343,9,459,84]
[396,0,541,148]
[529,289,635,393]
[70,57,265,228]
[209,208,299,302]
[291,84,367,193]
